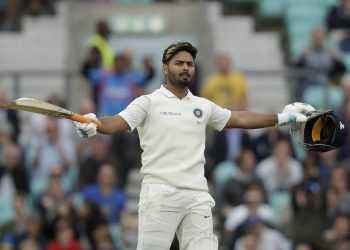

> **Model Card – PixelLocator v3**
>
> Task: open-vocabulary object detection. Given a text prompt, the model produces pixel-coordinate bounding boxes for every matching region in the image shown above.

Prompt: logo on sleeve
[193,108,203,118]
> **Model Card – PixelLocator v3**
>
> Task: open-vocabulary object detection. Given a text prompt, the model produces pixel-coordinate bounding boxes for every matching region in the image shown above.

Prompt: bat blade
[0,97,101,127]
[0,97,73,119]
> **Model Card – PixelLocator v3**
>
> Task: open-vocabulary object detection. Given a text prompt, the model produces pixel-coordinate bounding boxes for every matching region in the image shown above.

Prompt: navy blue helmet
[291,110,348,152]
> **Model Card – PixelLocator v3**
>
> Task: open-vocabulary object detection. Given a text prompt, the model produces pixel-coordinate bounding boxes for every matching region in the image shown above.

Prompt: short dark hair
[162,41,198,64]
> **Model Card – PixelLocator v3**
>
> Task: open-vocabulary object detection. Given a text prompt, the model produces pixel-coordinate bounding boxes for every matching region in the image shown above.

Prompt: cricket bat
[0,97,101,128]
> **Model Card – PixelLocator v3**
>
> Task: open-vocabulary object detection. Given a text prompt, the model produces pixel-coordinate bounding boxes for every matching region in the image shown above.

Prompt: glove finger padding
[277,112,307,126]
[77,127,96,138]
[283,102,315,115]
[85,123,97,133]
[84,113,98,121]
[293,113,307,123]
[74,121,87,130]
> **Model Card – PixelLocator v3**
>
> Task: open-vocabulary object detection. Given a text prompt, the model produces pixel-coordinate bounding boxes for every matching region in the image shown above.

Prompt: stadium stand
[0,0,350,250]
[0,0,69,100]
[208,2,287,112]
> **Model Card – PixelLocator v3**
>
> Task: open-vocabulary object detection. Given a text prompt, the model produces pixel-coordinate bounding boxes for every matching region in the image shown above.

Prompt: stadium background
[0,0,349,249]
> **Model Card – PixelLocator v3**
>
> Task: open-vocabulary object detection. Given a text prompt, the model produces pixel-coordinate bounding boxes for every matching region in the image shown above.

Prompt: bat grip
[70,114,102,128]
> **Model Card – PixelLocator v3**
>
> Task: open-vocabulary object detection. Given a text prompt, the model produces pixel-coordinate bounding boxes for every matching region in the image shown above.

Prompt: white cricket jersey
[118,85,231,191]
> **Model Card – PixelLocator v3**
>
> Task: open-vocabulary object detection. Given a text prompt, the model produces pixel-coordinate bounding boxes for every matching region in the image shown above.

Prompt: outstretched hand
[277,102,315,126]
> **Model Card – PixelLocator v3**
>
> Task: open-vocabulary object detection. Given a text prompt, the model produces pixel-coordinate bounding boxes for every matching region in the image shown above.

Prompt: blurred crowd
[293,0,350,111]
[0,0,350,250]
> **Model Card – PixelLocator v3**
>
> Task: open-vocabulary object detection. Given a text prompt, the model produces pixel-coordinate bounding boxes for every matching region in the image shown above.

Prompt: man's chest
[149,101,209,132]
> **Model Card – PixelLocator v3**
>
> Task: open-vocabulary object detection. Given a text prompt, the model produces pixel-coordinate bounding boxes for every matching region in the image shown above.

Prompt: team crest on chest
[193,108,203,118]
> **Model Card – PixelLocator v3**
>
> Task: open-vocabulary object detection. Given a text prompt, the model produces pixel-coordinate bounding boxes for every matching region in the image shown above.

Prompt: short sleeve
[118,96,151,131]
[207,101,231,131]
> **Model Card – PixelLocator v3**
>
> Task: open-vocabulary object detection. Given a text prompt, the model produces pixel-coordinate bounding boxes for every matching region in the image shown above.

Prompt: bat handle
[70,114,102,128]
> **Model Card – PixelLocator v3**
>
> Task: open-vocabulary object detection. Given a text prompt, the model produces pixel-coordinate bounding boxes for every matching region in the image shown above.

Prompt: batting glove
[74,113,98,138]
[277,102,315,126]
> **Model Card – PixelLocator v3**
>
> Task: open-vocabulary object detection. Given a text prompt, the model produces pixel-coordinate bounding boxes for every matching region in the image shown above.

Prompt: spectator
[89,53,144,116]
[81,47,102,106]
[75,98,98,161]
[289,181,326,249]
[0,121,13,146]
[293,242,316,250]
[295,27,346,101]
[82,163,126,225]
[24,93,75,147]
[208,128,253,170]
[18,239,41,250]
[296,27,345,80]
[92,224,115,250]
[78,201,111,249]
[201,54,251,175]
[48,196,80,239]
[253,126,289,162]
[234,233,257,250]
[327,0,350,31]
[78,97,96,116]
[89,54,144,187]
[37,170,71,240]
[0,192,27,241]
[316,149,340,187]
[329,168,350,215]
[341,75,350,104]
[334,240,350,250]
[323,215,350,250]
[45,94,76,140]
[16,212,45,250]
[202,53,248,111]
[88,20,114,70]
[224,185,273,238]
[28,118,77,179]
[256,139,303,193]
[77,135,116,189]
[121,48,151,92]
[82,163,127,248]
[325,186,343,228]
[234,215,290,250]
[0,193,45,249]
[47,219,82,250]
[0,143,29,197]
[0,88,20,143]
[222,149,262,211]
[1,0,21,31]
[303,150,342,188]
[142,56,156,88]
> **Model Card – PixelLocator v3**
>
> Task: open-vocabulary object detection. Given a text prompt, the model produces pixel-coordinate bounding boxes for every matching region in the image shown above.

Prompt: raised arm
[74,96,149,138]
[225,102,316,129]
[97,115,131,134]
[225,111,278,129]
[73,113,131,138]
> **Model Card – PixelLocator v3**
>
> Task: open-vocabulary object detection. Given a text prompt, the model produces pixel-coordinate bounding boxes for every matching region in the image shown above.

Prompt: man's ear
[162,64,168,76]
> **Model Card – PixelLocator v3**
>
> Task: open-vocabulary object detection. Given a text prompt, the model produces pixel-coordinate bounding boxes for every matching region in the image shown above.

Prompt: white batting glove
[73,113,98,138]
[277,102,315,126]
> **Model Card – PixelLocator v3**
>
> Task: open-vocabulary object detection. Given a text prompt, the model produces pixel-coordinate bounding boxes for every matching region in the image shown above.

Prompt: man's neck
[164,83,188,99]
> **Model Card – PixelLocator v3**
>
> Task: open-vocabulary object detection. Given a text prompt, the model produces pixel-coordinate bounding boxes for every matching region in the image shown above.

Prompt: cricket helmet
[290,110,348,152]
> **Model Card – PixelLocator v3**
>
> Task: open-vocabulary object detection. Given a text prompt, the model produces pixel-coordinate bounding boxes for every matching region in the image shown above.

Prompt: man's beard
[169,71,192,87]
